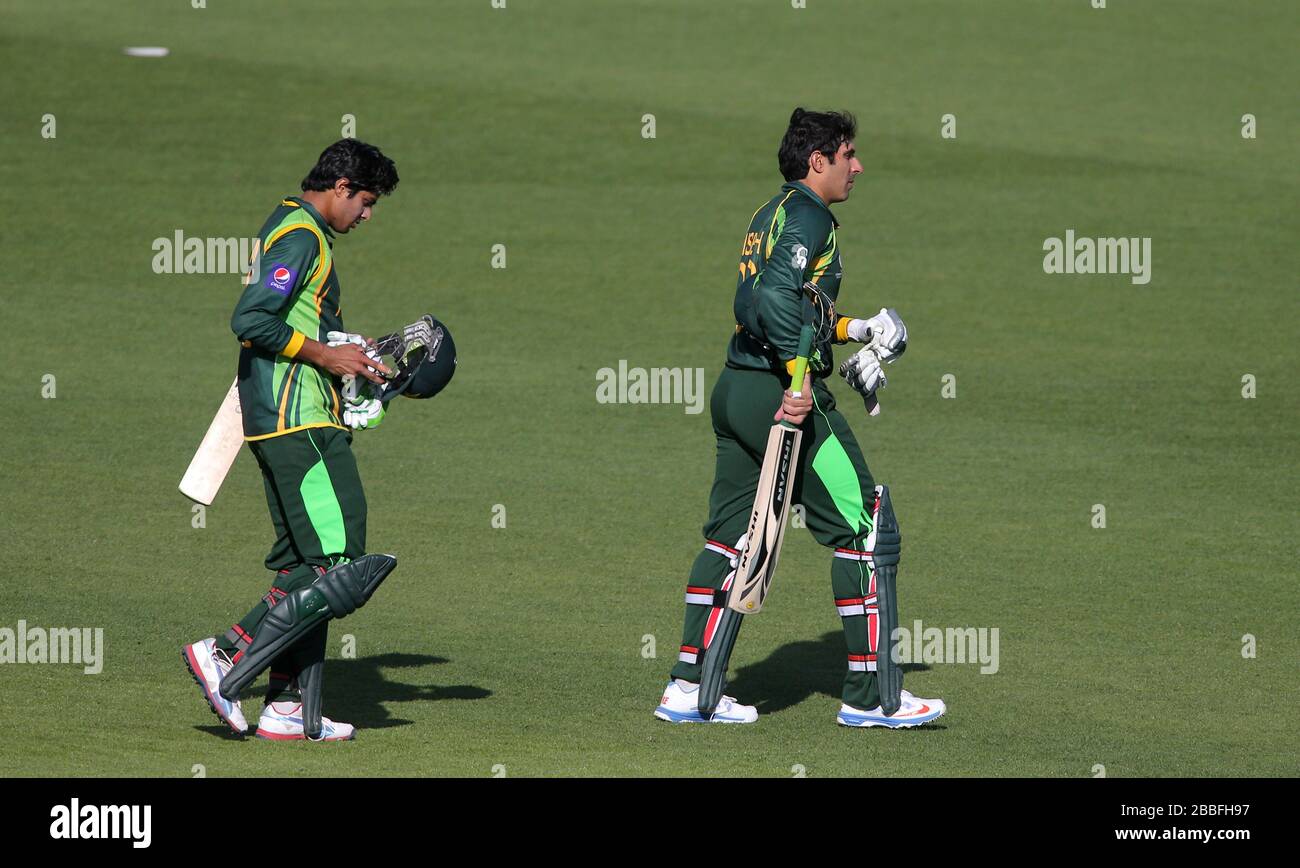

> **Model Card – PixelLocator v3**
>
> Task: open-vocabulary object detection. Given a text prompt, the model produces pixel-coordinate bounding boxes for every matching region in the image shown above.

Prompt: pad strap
[685,585,729,607]
[703,539,739,559]
[847,652,875,672]
[224,624,254,652]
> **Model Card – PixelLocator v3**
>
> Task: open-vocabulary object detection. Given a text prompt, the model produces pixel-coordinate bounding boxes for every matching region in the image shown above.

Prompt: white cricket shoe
[653,679,758,724]
[837,689,946,728]
[182,637,248,736]
[255,701,355,741]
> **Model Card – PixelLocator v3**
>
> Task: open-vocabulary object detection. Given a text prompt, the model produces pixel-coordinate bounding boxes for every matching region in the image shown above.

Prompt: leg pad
[219,554,397,702]
[869,486,902,715]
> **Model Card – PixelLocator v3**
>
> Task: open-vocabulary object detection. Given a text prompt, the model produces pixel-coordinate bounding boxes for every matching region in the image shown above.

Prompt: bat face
[729,424,802,614]
[178,379,245,506]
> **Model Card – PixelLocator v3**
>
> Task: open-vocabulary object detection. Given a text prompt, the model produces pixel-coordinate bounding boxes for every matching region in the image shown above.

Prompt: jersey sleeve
[230,228,320,357]
[753,205,833,366]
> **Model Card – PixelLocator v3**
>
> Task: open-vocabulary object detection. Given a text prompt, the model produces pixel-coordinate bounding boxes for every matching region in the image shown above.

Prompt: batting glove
[845,308,908,362]
[840,344,887,404]
[342,396,386,430]
[325,330,368,348]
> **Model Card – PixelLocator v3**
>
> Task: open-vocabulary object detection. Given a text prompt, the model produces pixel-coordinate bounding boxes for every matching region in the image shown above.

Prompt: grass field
[1,0,1296,777]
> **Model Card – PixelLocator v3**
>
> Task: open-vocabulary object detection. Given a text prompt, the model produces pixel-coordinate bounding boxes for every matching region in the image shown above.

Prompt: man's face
[331,182,378,234]
[823,140,863,203]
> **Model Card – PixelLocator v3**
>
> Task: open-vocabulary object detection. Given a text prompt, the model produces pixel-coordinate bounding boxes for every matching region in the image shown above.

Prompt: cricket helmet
[374,314,458,403]
[402,316,457,399]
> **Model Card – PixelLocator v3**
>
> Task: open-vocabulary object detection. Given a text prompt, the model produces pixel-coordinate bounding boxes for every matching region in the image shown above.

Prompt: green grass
[0,0,1296,777]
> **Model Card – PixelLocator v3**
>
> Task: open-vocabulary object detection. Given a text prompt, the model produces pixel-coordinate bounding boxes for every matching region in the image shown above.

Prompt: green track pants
[215,427,367,703]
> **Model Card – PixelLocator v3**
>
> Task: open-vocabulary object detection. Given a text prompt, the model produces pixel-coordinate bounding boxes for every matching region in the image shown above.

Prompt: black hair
[777,108,857,182]
[300,138,399,197]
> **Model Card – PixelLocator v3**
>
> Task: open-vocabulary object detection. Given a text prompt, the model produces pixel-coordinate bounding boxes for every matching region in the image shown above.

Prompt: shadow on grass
[194,652,490,736]
[193,724,245,739]
[727,630,932,715]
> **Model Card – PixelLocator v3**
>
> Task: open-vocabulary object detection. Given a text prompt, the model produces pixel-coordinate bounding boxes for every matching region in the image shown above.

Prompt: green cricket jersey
[231,197,346,440]
[729,180,854,377]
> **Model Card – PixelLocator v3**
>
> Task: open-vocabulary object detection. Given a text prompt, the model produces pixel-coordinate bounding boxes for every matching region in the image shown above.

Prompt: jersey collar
[285,196,336,241]
[782,180,840,228]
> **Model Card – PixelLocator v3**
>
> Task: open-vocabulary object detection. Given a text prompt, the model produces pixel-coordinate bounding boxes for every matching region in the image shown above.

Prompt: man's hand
[298,336,391,384]
[321,344,390,384]
[773,372,813,427]
[327,330,388,396]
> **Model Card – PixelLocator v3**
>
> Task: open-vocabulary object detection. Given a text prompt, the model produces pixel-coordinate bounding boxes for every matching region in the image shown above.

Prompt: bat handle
[789,324,815,397]
[789,358,809,397]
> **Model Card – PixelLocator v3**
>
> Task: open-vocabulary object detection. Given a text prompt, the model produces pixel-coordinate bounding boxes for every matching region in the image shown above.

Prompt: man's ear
[333,177,352,198]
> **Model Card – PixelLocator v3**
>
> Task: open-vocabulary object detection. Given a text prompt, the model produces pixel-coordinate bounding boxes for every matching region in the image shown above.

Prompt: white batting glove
[866,308,907,361]
[342,396,386,430]
[844,318,873,343]
[845,309,908,362]
[839,345,887,408]
[326,330,367,348]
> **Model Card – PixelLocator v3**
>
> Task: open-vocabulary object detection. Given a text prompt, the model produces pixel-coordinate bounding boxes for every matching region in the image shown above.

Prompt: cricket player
[183,139,401,740]
[653,109,946,727]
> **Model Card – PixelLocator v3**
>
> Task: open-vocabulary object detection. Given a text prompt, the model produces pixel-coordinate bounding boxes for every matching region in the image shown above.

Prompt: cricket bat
[727,324,815,615]
[178,378,244,505]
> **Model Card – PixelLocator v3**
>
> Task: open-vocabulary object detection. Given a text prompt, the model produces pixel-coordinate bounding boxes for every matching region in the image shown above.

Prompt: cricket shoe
[255,701,355,741]
[653,679,758,724]
[837,689,945,728]
[182,637,248,736]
